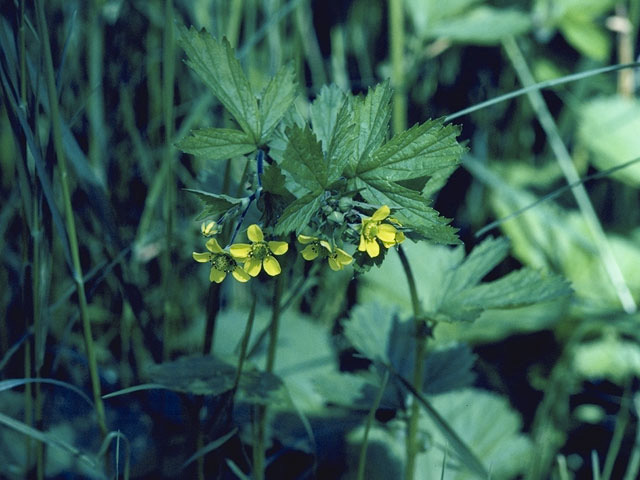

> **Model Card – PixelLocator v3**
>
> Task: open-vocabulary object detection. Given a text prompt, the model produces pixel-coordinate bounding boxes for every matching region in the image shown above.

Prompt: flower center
[250,242,269,260]
[212,254,237,273]
[363,222,379,240]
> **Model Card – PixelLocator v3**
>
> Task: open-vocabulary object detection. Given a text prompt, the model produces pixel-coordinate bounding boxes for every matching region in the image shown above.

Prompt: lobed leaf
[179,26,260,141]
[274,192,324,235]
[310,84,347,152]
[184,189,245,221]
[281,124,327,190]
[176,127,256,161]
[351,80,392,168]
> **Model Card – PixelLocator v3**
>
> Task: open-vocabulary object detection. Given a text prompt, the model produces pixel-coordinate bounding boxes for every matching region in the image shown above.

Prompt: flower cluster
[358,205,405,258]
[193,223,287,283]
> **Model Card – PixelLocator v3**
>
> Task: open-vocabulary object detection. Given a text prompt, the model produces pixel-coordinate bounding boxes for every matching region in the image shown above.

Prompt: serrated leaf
[352,81,392,168]
[343,302,395,365]
[326,100,357,184]
[356,178,460,244]
[261,163,290,196]
[281,125,327,190]
[259,64,297,142]
[432,237,573,323]
[274,192,324,235]
[310,84,347,152]
[357,118,463,182]
[179,26,260,141]
[184,189,245,221]
[176,127,256,160]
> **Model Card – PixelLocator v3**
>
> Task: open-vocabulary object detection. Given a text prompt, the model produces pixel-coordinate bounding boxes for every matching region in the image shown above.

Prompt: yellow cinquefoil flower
[297,235,353,271]
[230,224,288,277]
[193,238,250,283]
[358,205,404,257]
[201,221,219,237]
[298,234,331,260]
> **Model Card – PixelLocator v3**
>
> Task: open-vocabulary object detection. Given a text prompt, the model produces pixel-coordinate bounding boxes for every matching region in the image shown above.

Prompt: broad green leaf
[559,14,610,60]
[573,334,640,383]
[261,163,290,196]
[179,26,260,141]
[428,7,532,45]
[351,81,392,170]
[357,118,463,182]
[184,189,245,221]
[274,192,324,235]
[579,96,640,187]
[433,237,572,323]
[281,125,327,190]
[417,389,532,479]
[310,84,347,152]
[176,127,256,160]
[406,0,482,34]
[326,100,357,184]
[343,302,396,365]
[356,178,460,244]
[145,355,287,405]
[259,64,297,142]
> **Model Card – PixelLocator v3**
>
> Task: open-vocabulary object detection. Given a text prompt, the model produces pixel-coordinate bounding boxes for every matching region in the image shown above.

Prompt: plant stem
[389,0,406,134]
[357,370,389,480]
[34,0,108,439]
[397,245,424,480]
[254,274,285,480]
[162,0,176,359]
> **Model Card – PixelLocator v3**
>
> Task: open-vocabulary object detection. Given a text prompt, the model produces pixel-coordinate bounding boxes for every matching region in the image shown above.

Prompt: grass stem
[389,0,406,134]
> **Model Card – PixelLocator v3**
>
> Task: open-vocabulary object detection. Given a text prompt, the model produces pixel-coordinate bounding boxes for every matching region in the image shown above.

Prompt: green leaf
[176,127,256,160]
[178,26,260,141]
[351,80,392,167]
[259,64,297,143]
[428,6,532,45]
[184,189,245,221]
[281,124,327,190]
[343,302,396,365]
[579,96,640,187]
[145,355,287,405]
[357,118,463,182]
[559,14,610,60]
[356,178,460,244]
[274,191,324,235]
[432,237,573,323]
[261,163,290,196]
[417,389,532,479]
[326,100,357,184]
[310,84,347,152]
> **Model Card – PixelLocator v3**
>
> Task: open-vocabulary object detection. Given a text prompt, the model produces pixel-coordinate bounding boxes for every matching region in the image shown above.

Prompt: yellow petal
[247,224,264,242]
[319,240,332,252]
[297,234,316,245]
[206,238,224,253]
[366,239,380,258]
[230,243,252,258]
[232,268,251,282]
[336,248,353,265]
[371,205,390,221]
[268,241,288,255]
[395,231,406,244]
[244,257,262,277]
[358,235,367,252]
[328,256,341,271]
[210,267,226,283]
[376,223,398,243]
[193,252,211,263]
[263,256,281,276]
[301,244,319,261]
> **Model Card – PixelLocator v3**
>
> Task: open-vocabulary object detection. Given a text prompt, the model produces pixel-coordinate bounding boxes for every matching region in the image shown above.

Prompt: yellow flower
[297,235,353,271]
[230,224,288,277]
[193,238,250,283]
[297,234,331,260]
[201,221,219,237]
[358,205,404,257]
[327,248,353,271]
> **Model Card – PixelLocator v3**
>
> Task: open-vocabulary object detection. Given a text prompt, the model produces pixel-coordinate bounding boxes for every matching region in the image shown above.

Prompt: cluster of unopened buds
[193,205,405,283]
